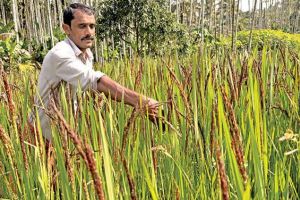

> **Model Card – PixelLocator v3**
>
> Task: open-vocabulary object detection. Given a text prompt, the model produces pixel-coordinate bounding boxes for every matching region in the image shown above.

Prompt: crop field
[0,45,299,199]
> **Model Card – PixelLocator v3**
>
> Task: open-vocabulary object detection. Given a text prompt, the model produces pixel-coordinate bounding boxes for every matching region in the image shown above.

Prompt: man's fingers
[148,109,166,132]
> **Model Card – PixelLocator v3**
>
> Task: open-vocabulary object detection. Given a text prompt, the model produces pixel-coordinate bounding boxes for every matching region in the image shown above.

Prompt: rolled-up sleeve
[55,55,105,91]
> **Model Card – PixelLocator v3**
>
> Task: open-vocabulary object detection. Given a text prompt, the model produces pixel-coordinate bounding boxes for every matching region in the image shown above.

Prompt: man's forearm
[96,75,162,128]
[97,75,145,107]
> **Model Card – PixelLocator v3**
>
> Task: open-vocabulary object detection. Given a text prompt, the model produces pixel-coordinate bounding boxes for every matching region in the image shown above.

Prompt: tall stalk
[200,0,205,42]
[0,0,6,25]
[47,0,54,47]
[231,0,236,52]
[219,0,224,36]
[11,0,19,42]
[248,0,258,52]
[189,0,193,26]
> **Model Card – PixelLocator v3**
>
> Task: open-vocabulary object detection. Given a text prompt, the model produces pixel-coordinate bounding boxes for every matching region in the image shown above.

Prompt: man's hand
[144,98,166,131]
[97,76,166,130]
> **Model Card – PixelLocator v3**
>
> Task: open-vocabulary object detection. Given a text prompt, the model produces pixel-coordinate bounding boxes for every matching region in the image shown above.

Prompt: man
[31,3,160,141]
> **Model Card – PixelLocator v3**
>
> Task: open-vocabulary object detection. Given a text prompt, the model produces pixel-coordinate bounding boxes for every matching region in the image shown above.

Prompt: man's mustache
[81,35,95,41]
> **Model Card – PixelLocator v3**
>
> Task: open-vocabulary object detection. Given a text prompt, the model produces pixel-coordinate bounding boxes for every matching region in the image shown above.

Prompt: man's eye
[79,25,86,28]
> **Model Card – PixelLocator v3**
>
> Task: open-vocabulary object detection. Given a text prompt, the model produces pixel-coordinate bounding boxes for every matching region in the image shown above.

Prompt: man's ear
[62,23,71,35]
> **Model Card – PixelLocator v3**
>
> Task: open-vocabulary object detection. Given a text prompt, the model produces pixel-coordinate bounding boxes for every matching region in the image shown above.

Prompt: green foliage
[29,27,65,63]
[220,29,300,50]
[97,0,195,56]
[0,21,31,71]
[0,21,65,71]
[0,21,14,33]
[0,46,299,199]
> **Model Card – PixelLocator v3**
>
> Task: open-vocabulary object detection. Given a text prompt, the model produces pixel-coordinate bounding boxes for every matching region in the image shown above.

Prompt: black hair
[63,3,94,26]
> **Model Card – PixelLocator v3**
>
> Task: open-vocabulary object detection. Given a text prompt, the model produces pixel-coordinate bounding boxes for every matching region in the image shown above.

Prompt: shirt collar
[66,37,93,61]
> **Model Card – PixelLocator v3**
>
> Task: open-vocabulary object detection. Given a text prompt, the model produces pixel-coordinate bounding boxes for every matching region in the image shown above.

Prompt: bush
[219,29,300,50]
[0,21,31,71]
[97,0,199,57]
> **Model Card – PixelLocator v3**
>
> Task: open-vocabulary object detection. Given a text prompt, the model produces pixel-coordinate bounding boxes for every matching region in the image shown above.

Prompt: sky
[239,0,248,11]
[239,0,259,12]
[239,0,282,12]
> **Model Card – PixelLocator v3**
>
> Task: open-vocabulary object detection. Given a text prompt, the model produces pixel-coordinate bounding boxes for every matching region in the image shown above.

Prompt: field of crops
[0,45,299,199]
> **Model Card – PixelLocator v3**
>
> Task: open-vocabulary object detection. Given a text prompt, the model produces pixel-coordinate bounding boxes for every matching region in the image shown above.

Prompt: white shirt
[31,37,105,140]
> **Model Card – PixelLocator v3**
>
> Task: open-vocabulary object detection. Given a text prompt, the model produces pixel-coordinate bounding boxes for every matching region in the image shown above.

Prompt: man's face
[63,10,96,51]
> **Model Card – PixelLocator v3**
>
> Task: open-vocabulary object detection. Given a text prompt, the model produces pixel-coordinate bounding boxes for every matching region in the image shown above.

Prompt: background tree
[97,0,189,56]
[0,0,300,61]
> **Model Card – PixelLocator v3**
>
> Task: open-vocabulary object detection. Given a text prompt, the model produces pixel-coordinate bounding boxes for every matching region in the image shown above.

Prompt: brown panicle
[221,87,247,183]
[165,63,192,152]
[0,124,15,159]
[210,101,216,157]
[84,139,105,200]
[49,100,105,200]
[121,108,138,155]
[17,122,29,172]
[61,123,75,194]
[83,179,91,200]
[215,141,229,200]
[120,151,137,200]
[0,62,15,121]
[134,61,143,90]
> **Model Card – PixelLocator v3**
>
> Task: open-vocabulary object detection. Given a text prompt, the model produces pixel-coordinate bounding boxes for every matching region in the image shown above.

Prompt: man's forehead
[72,10,95,22]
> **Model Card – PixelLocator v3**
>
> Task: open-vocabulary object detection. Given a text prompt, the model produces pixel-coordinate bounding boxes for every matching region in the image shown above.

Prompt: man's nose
[85,26,94,35]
